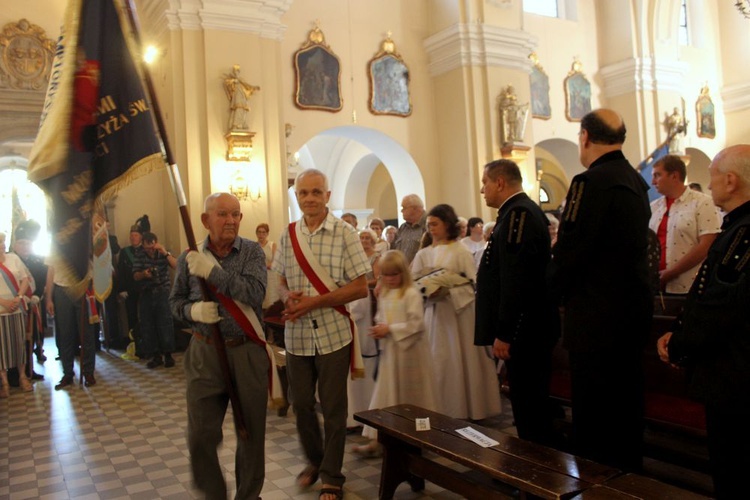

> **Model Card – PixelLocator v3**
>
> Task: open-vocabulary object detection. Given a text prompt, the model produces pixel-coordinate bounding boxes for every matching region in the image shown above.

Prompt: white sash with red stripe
[202,248,279,400]
[288,221,365,380]
[202,249,265,344]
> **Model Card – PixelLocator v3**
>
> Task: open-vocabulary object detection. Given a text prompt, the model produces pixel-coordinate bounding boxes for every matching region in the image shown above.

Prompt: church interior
[1,0,749,498]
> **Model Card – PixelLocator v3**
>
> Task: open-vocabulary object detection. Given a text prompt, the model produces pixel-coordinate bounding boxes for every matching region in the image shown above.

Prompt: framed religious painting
[368,33,412,117]
[695,84,715,139]
[564,58,591,122]
[529,53,551,120]
[293,23,343,112]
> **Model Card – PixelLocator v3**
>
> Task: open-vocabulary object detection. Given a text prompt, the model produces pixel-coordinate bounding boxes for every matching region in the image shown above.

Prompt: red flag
[27,0,163,298]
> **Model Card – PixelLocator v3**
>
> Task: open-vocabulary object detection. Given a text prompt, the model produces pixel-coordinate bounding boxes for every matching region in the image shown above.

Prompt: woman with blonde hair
[0,232,32,397]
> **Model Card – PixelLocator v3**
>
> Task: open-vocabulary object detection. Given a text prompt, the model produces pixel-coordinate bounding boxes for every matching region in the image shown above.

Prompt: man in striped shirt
[273,168,370,500]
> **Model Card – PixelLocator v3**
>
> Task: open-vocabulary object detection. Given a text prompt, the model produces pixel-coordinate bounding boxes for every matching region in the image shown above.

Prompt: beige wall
[524,2,601,153]
[4,0,750,254]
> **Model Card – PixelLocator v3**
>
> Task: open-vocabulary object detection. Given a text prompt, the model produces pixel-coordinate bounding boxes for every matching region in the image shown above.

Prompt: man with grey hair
[658,145,750,498]
[393,193,426,263]
[170,192,268,499]
[273,168,370,500]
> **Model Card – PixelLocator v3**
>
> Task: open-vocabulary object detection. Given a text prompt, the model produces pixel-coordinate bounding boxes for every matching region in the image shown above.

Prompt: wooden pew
[549,295,706,434]
[546,295,710,473]
[355,404,620,499]
[572,473,708,499]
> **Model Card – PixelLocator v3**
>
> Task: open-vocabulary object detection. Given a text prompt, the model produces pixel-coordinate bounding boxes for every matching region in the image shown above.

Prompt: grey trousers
[185,338,269,500]
[287,344,351,488]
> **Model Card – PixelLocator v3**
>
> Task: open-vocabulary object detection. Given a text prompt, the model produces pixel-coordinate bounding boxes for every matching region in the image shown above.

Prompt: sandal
[19,377,33,392]
[319,487,344,500]
[352,443,382,458]
[296,464,319,489]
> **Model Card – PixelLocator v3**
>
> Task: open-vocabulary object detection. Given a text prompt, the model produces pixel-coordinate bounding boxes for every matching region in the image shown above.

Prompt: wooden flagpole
[122,0,249,440]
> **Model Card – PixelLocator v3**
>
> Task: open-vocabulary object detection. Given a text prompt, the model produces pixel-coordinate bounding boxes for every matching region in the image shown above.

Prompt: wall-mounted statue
[663,102,688,154]
[498,84,529,147]
[223,65,260,131]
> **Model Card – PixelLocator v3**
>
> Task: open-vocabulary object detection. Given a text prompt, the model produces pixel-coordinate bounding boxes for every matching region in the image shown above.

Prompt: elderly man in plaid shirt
[273,168,370,500]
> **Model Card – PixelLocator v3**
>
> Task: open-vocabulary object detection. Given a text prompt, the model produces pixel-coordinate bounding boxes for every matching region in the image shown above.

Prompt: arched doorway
[288,126,424,227]
[685,147,712,191]
[0,155,51,255]
[535,138,579,212]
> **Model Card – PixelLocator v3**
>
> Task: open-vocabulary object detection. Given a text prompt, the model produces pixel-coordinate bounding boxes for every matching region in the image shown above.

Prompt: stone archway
[289,125,425,226]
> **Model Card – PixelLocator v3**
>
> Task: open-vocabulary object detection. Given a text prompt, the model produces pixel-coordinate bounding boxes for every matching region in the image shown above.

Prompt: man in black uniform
[118,225,143,353]
[550,109,652,471]
[475,159,560,446]
[657,144,750,499]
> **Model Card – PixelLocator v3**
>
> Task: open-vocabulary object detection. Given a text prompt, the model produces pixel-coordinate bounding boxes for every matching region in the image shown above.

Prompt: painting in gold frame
[695,84,715,139]
[368,33,411,117]
[293,24,343,112]
[563,58,591,122]
[529,53,550,120]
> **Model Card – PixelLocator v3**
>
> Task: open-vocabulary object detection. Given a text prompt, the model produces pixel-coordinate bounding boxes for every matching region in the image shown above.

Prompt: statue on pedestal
[223,65,260,131]
[498,85,529,147]
[664,105,688,154]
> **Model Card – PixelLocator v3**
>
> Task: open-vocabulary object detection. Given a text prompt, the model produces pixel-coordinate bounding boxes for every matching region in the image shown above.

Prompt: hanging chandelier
[737,0,750,19]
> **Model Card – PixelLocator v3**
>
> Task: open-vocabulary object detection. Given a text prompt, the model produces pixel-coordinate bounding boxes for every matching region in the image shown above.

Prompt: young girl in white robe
[353,250,437,457]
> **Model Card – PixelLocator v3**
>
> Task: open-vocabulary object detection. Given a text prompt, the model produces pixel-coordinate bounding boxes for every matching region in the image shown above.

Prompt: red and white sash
[288,221,365,380]
[202,248,275,396]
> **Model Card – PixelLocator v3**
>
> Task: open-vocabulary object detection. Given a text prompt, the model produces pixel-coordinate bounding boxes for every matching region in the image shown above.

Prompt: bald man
[551,109,652,471]
[657,145,750,498]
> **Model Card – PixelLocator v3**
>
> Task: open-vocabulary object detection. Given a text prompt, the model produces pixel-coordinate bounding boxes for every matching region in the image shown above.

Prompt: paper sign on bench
[456,427,499,448]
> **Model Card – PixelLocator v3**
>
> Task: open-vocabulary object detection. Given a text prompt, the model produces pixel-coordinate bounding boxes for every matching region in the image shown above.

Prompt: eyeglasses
[381,272,402,277]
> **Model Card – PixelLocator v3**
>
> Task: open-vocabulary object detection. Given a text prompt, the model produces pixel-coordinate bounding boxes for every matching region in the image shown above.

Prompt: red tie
[656,198,675,271]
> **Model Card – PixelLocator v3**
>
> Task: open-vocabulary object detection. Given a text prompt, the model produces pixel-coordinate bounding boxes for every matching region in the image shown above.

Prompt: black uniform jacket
[669,200,750,407]
[475,192,560,347]
[550,150,653,353]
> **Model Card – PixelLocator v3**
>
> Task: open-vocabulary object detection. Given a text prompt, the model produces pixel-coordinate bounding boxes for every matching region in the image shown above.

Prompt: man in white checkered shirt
[272,168,370,500]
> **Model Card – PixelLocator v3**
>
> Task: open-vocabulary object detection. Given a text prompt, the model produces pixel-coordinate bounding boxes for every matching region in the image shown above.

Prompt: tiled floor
[0,338,515,499]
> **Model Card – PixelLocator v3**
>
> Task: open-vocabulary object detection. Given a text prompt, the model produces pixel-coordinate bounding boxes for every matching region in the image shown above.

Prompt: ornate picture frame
[368,33,411,117]
[563,58,591,122]
[695,84,715,139]
[529,53,550,120]
[293,24,343,112]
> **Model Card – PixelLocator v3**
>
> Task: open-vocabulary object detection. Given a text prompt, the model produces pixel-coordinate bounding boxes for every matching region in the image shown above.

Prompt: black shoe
[35,349,47,363]
[164,354,175,368]
[147,356,163,369]
[55,375,74,390]
[31,371,45,381]
[277,405,289,417]
[84,373,97,387]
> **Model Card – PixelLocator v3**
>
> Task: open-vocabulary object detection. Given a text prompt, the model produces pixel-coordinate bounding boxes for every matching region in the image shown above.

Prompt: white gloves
[190,301,220,324]
[186,251,216,279]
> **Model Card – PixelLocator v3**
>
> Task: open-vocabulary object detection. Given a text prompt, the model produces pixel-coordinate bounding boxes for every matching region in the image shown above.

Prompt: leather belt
[193,331,248,348]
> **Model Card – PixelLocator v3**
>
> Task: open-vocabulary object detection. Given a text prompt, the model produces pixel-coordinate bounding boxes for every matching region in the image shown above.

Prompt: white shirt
[273,211,371,355]
[649,188,721,293]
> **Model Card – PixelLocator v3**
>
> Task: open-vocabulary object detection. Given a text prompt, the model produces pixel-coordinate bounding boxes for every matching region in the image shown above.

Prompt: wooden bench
[571,473,708,499]
[355,404,620,499]
[546,295,709,472]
